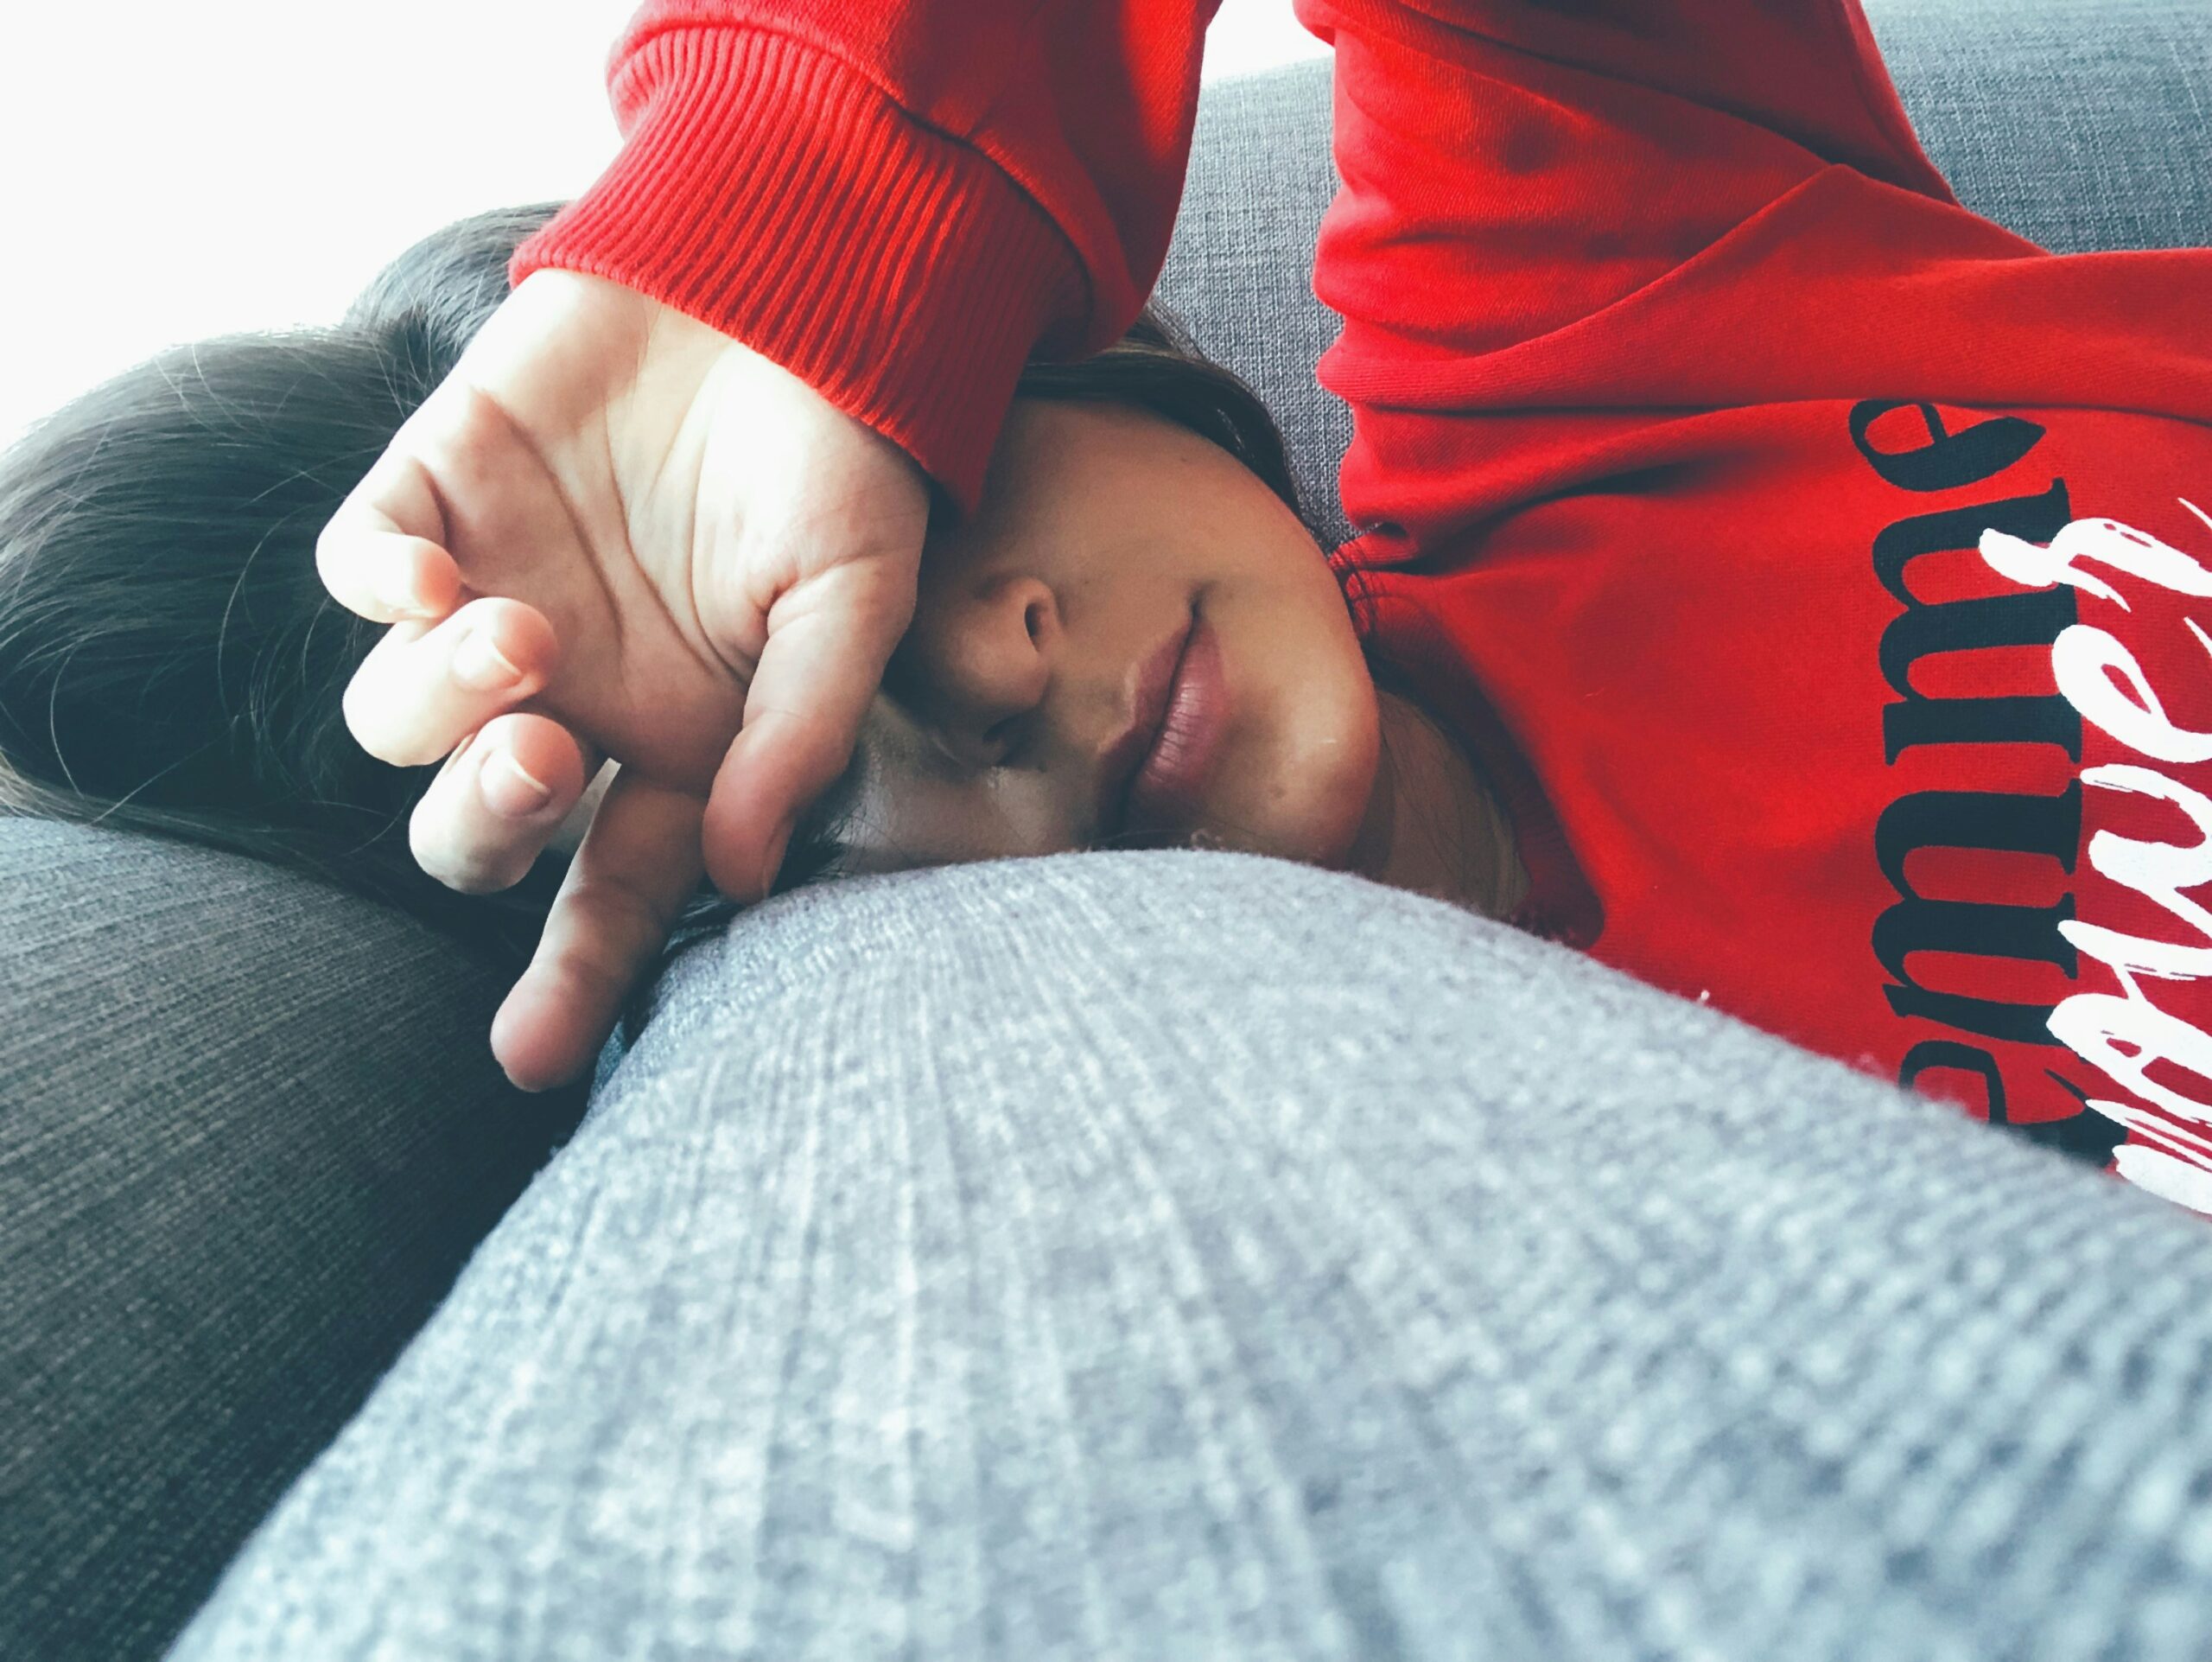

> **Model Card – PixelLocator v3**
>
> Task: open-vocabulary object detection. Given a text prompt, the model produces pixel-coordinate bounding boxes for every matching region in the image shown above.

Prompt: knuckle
[556,879,664,972]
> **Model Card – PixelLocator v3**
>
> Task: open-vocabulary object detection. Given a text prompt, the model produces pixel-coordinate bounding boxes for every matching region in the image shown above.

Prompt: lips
[1095,608,1197,837]
[1122,614,1229,839]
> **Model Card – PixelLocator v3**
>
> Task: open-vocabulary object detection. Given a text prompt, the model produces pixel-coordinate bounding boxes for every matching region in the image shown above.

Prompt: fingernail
[483,751,555,817]
[757,819,795,899]
[379,570,423,614]
[454,629,525,691]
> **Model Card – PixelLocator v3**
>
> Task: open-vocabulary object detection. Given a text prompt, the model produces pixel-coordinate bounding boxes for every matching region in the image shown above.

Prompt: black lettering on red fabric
[1875,484,2080,763]
[1848,401,2047,494]
[1848,398,2113,1163]
[1872,784,2082,1046]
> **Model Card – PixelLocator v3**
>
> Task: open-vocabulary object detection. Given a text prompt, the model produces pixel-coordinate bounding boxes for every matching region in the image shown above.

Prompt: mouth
[1123,613,1230,840]
[1096,607,1197,839]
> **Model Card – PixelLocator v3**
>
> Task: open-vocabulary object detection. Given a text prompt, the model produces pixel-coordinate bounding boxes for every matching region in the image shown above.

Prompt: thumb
[700,562,917,902]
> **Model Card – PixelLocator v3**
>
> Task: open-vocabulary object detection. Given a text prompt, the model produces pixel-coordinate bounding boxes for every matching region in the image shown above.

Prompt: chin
[1289,720,1384,871]
[1301,792,1375,871]
[1192,773,1371,872]
[1179,681,1379,869]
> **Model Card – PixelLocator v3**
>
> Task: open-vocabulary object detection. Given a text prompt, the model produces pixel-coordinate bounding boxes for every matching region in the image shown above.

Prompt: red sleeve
[512,2,1221,519]
[1298,0,1961,360]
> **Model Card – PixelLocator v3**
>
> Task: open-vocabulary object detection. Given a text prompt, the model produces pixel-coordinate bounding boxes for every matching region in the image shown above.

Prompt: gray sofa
[4,3,2209,1658]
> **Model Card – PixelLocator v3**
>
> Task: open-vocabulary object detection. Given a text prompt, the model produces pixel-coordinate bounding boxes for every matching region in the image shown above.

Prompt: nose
[893,571,1057,764]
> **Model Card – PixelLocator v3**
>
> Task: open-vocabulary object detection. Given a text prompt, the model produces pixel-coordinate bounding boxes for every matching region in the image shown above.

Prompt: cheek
[1209,565,1380,865]
[859,771,1074,871]
[974,774,1076,858]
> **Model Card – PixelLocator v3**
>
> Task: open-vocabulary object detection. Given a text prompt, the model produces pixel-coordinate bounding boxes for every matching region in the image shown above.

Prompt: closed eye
[909,706,1032,775]
[982,714,1033,770]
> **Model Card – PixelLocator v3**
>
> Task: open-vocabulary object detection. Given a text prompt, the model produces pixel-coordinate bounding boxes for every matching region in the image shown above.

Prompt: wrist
[512,27,1083,519]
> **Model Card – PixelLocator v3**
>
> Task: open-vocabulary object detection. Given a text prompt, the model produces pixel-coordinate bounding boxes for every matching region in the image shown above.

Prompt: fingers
[700,565,916,903]
[489,772,709,1092]
[343,595,559,768]
[408,714,601,895]
[315,447,467,622]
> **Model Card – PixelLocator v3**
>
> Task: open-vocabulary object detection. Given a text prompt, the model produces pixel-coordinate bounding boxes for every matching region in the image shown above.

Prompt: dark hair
[0,202,1325,1023]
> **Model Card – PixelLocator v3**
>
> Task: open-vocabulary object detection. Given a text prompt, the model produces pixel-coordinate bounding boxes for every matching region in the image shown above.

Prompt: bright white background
[0,2,1329,447]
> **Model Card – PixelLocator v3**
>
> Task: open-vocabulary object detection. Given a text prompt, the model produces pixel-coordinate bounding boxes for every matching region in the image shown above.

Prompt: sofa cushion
[0,818,587,1661]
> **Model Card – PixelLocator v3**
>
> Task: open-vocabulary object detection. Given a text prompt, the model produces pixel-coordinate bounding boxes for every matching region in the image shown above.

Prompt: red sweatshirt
[515,0,2212,1213]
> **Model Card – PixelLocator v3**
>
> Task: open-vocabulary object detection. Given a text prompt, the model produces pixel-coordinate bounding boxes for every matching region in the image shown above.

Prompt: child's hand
[317,269,930,1092]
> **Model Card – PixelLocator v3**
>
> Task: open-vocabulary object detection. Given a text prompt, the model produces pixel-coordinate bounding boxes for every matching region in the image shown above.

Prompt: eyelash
[982,716,1029,769]
[918,717,1026,774]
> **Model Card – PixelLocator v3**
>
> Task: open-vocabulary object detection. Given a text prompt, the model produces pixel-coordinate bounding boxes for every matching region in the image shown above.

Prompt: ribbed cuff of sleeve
[510,27,1085,519]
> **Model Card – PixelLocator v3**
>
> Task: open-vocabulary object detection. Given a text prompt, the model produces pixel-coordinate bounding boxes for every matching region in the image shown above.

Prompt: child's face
[821,396,1380,876]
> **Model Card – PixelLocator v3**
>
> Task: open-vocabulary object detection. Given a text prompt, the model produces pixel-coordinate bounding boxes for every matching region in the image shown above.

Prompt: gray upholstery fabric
[2,1,2204,1658]
[1150,0,2212,553]
[0,820,588,1662]
[1152,64,1361,552]
[173,852,2212,1660]
[1872,0,2212,256]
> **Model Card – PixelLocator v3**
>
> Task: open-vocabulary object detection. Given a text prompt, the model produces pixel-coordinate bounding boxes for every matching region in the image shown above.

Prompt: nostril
[1024,600,1046,644]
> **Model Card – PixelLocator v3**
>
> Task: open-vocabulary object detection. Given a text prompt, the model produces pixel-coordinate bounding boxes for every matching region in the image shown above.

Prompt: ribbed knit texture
[510,28,1082,519]
[173,851,2212,1660]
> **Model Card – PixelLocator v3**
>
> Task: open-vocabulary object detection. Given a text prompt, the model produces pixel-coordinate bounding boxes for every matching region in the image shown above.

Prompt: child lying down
[3,0,2209,1211]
